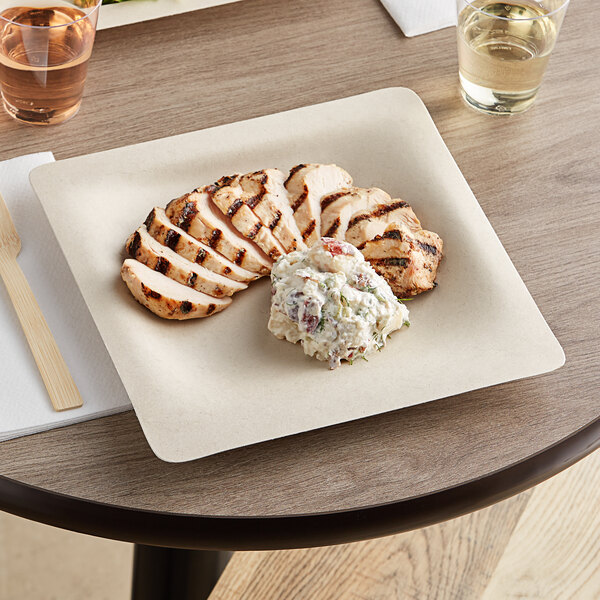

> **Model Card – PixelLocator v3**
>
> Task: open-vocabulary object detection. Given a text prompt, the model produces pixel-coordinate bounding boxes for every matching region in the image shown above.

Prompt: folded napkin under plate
[380,0,457,37]
[0,153,130,442]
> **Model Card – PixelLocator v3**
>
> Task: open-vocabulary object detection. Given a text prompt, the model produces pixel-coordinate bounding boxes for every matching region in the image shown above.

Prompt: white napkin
[0,153,131,442]
[380,0,457,37]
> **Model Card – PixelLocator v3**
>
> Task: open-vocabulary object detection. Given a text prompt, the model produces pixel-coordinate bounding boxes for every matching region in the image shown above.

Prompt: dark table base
[131,545,231,600]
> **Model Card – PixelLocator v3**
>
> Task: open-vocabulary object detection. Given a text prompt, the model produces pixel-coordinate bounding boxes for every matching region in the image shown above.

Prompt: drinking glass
[0,0,101,125]
[456,0,569,115]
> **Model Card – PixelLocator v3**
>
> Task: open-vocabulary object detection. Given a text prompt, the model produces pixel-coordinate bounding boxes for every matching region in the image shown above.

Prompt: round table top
[0,0,598,551]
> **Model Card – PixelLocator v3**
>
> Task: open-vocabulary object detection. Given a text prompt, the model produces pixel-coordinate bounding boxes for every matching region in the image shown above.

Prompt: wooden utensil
[0,192,82,411]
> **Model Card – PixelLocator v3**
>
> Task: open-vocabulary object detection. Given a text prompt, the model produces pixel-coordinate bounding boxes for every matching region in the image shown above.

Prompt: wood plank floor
[1,449,598,599]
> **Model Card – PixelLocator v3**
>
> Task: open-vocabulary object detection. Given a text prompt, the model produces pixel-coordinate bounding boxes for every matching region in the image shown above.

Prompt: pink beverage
[0,3,98,125]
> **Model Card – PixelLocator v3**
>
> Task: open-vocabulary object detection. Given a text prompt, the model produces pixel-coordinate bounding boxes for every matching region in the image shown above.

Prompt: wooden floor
[1,449,599,600]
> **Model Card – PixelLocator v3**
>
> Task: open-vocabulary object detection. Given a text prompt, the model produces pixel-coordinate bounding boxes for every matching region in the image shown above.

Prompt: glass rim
[0,0,101,29]
[462,0,570,21]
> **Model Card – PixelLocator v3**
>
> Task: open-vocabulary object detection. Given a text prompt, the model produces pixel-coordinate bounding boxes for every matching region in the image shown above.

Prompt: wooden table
[0,0,598,597]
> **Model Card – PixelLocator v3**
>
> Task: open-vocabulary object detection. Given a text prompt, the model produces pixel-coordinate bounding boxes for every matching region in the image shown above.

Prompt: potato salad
[268,238,410,369]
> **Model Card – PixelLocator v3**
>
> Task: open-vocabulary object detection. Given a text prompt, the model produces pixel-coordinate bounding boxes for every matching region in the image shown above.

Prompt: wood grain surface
[0,0,598,520]
[208,448,600,600]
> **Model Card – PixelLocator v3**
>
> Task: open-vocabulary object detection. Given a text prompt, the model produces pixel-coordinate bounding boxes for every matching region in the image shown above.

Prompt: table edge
[0,415,598,551]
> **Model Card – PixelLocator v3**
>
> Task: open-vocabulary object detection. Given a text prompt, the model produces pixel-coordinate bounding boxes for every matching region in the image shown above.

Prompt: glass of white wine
[457,0,569,114]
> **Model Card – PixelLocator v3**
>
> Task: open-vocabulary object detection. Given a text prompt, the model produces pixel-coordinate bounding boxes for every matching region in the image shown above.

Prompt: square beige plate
[30,88,564,463]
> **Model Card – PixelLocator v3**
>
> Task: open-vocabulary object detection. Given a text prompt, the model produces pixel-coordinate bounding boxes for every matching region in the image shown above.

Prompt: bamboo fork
[0,192,82,411]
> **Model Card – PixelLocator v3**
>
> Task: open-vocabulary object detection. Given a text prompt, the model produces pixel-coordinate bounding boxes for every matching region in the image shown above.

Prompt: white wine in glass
[457,0,569,114]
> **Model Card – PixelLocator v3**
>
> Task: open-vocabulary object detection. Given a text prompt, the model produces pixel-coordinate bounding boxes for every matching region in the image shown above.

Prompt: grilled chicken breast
[359,224,443,297]
[124,163,444,322]
[237,169,306,253]
[144,208,260,284]
[121,259,231,320]
[166,188,272,275]
[285,164,353,247]
[320,187,392,240]
[210,176,287,261]
[344,200,421,247]
[126,226,247,298]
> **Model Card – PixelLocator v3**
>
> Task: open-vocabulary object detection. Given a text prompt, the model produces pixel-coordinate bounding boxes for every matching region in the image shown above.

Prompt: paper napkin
[380,0,457,37]
[0,153,131,442]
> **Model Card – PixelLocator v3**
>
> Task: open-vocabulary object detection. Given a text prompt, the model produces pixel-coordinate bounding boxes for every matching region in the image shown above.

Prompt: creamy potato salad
[268,238,409,369]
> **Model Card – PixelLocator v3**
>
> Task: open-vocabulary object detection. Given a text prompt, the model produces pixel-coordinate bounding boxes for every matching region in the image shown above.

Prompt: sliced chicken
[285,164,353,247]
[126,226,247,298]
[359,223,443,297]
[237,169,306,253]
[344,200,422,247]
[121,259,231,320]
[209,176,286,261]
[166,188,272,275]
[144,208,260,284]
[320,187,392,240]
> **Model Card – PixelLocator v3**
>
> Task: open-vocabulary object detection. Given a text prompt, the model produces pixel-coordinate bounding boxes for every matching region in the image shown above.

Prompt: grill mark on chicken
[253,190,267,207]
[141,283,162,300]
[246,194,266,209]
[178,201,198,232]
[215,175,237,188]
[223,266,232,275]
[320,191,349,212]
[243,180,268,209]
[347,201,410,229]
[154,257,170,275]
[180,301,193,314]
[291,185,308,213]
[127,231,142,257]
[417,241,439,255]
[357,228,403,249]
[227,198,244,217]
[248,222,262,239]
[195,248,207,264]
[187,272,198,287]
[234,249,246,265]
[269,210,282,230]
[207,303,216,316]
[323,217,341,238]
[302,219,316,241]
[209,229,222,248]
[247,170,268,185]
[144,210,156,229]
[368,257,409,268]
[284,164,307,187]
[164,229,181,251]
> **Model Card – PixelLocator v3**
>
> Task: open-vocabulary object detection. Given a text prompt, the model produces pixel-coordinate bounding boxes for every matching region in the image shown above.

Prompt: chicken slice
[320,187,392,240]
[126,226,247,298]
[285,164,353,247]
[144,208,260,284]
[359,223,443,297]
[237,169,306,253]
[344,200,422,247]
[166,188,272,275]
[121,259,231,320]
[209,176,286,261]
